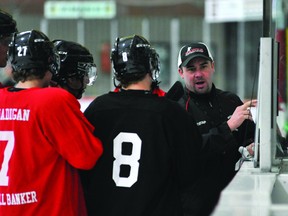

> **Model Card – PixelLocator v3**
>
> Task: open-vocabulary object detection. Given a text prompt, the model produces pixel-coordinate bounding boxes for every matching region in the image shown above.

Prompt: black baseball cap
[178,42,213,68]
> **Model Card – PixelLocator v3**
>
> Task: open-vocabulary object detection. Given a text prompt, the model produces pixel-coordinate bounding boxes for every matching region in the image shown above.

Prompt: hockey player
[0,30,103,216]
[0,9,17,68]
[51,40,97,99]
[0,9,18,88]
[81,35,203,216]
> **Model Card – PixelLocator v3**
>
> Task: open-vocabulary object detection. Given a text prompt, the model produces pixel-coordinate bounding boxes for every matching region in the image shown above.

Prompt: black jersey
[82,90,202,216]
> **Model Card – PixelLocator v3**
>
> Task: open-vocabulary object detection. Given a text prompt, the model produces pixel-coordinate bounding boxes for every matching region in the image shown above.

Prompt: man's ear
[211,61,215,72]
[178,67,184,79]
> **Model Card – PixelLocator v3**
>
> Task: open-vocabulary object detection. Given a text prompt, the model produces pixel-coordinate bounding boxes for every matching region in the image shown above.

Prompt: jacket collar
[185,83,216,100]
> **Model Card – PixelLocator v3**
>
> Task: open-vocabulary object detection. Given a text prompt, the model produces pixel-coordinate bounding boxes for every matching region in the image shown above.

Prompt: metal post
[40,18,48,35]
[237,22,245,99]
[77,19,85,45]
[110,19,118,91]
[170,18,180,86]
[263,0,272,37]
[142,19,150,41]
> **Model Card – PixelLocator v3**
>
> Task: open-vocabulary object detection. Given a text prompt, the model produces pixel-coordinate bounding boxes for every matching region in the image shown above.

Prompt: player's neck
[15,79,49,88]
[15,70,52,89]
[124,74,152,91]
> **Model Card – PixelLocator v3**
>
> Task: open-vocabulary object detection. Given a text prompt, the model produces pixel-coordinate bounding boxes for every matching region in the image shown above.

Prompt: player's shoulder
[34,87,78,106]
[152,96,189,117]
[84,92,110,113]
[37,87,73,97]
[216,88,242,103]
[87,92,109,105]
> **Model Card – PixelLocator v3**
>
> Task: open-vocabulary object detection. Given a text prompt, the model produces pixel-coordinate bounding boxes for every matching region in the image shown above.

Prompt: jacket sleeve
[201,121,238,155]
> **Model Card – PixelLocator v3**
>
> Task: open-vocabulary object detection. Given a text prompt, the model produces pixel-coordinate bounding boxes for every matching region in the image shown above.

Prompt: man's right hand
[227,100,257,131]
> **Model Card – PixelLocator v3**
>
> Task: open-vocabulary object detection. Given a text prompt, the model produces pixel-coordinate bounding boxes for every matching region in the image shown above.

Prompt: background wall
[0,1,266,100]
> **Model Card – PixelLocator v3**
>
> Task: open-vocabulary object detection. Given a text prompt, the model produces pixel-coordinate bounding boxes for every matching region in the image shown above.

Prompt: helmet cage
[77,62,97,86]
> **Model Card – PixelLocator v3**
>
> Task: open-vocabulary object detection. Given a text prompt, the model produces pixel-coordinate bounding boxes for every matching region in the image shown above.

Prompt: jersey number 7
[0,131,15,186]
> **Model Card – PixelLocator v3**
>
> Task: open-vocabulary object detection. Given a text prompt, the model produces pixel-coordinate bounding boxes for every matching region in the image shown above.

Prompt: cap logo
[185,47,204,56]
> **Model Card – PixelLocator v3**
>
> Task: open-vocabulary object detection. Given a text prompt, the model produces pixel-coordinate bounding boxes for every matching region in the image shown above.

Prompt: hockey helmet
[8,30,60,75]
[111,35,160,82]
[52,40,97,86]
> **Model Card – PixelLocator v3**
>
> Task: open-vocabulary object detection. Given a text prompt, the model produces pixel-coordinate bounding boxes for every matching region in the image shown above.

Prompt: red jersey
[152,87,166,96]
[0,87,103,216]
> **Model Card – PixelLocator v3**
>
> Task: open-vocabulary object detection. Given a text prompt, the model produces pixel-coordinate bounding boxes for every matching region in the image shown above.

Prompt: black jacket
[178,84,255,216]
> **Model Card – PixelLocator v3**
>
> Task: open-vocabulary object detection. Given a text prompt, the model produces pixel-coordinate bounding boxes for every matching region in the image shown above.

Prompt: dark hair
[116,72,147,88]
[12,68,47,83]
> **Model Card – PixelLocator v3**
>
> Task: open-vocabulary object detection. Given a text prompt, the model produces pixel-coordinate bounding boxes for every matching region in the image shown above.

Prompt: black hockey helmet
[111,35,160,83]
[52,40,97,86]
[8,30,60,75]
[0,9,17,38]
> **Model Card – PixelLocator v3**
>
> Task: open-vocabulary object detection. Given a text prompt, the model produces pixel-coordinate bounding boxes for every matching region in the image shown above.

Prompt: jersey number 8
[113,132,142,188]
